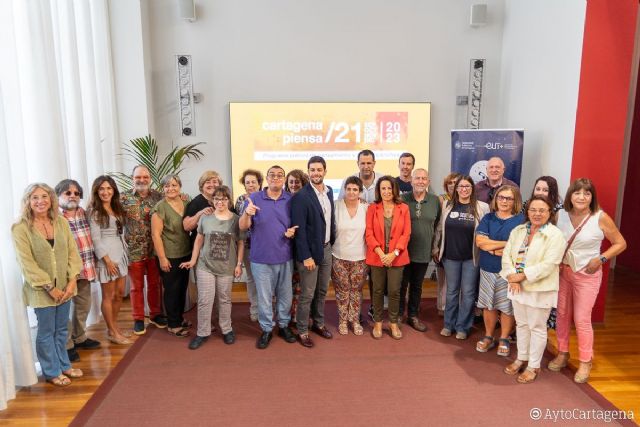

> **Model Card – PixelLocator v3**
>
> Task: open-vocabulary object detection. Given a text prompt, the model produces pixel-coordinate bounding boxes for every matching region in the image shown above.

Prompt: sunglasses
[65,191,81,196]
[116,219,123,235]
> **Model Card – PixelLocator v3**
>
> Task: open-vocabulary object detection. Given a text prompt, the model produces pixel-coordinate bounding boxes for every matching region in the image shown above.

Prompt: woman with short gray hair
[151,174,192,337]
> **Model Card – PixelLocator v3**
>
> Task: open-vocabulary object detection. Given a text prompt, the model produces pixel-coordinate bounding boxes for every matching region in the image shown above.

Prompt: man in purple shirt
[239,165,298,349]
[474,157,519,203]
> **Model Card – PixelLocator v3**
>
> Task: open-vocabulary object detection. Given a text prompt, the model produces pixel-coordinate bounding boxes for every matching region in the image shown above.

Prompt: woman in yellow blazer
[365,176,411,340]
[12,183,83,387]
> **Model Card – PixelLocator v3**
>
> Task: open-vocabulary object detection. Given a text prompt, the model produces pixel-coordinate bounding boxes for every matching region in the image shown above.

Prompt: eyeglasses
[528,208,549,214]
[497,195,514,202]
[213,198,229,203]
[64,191,81,197]
[116,219,123,235]
[457,185,472,190]
[268,173,285,179]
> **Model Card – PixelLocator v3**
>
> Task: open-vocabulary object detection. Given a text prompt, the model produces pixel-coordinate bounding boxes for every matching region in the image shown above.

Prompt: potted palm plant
[111,135,205,191]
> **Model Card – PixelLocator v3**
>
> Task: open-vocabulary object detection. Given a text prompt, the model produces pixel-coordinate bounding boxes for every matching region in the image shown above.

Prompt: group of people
[11,151,626,388]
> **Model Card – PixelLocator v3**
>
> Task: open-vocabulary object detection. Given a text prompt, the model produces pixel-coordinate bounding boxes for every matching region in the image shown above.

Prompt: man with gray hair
[474,156,518,203]
[55,179,101,362]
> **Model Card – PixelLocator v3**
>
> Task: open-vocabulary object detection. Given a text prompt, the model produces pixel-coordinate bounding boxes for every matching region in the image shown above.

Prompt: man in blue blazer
[291,156,336,348]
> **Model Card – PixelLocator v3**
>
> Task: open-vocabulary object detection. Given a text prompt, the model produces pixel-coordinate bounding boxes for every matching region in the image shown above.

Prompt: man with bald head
[474,156,518,203]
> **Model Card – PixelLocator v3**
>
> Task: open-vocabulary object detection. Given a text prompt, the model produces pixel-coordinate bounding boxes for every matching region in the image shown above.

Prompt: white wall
[497,0,586,197]
[109,0,587,198]
[136,0,507,195]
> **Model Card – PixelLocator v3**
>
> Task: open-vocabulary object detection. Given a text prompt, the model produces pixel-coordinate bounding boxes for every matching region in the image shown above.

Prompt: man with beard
[120,165,167,335]
[240,165,298,349]
[338,149,381,203]
[395,152,415,194]
[291,156,336,347]
[55,179,101,362]
[399,169,440,330]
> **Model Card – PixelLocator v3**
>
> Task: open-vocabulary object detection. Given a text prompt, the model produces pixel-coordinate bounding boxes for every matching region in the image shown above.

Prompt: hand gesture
[159,257,171,272]
[284,225,299,239]
[244,198,260,216]
[48,287,64,304]
[179,260,196,269]
[584,257,602,274]
[200,207,214,216]
[303,257,316,271]
[61,279,77,302]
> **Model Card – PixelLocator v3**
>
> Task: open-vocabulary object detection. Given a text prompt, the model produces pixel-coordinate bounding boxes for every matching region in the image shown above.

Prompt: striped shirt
[61,207,97,281]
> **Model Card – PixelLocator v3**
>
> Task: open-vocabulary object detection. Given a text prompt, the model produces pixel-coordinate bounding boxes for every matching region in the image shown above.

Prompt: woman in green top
[151,174,192,337]
[12,183,83,387]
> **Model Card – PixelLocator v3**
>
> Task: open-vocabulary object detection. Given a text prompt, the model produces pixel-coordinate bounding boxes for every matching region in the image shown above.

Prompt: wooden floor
[1,267,639,426]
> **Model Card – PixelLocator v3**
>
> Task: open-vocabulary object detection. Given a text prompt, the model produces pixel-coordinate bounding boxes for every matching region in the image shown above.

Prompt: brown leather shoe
[504,360,526,375]
[389,323,403,340]
[298,333,314,348]
[311,325,333,339]
[406,317,427,332]
[372,322,383,339]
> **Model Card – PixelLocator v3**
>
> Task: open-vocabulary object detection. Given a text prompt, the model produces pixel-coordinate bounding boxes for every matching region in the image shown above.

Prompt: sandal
[496,338,511,357]
[476,336,496,353]
[517,367,540,384]
[351,322,364,336]
[62,368,83,378]
[167,327,190,338]
[47,374,71,387]
[504,360,526,376]
[338,322,348,335]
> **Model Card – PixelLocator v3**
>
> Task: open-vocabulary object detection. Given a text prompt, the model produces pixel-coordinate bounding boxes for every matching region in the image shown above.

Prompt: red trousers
[128,258,162,320]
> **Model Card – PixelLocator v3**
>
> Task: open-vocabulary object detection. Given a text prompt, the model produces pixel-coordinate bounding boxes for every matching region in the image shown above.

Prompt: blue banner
[451,129,524,186]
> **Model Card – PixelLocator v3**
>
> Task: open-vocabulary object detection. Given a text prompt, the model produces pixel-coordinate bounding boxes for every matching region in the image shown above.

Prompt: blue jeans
[251,261,293,333]
[443,258,479,334]
[34,301,72,379]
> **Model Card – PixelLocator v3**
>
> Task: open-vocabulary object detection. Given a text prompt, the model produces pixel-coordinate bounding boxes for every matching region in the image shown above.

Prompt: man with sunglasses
[55,179,101,362]
[240,165,298,349]
[474,157,518,204]
[399,169,440,330]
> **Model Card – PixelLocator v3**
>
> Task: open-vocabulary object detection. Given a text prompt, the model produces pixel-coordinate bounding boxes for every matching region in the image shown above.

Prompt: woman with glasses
[549,178,626,383]
[365,176,411,339]
[12,183,83,386]
[88,176,130,345]
[435,173,461,316]
[475,185,524,356]
[235,169,264,322]
[501,195,565,384]
[183,170,223,246]
[434,175,489,340]
[151,174,192,338]
[181,186,244,349]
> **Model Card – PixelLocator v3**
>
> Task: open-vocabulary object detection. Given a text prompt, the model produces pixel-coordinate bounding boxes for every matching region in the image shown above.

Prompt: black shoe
[223,331,236,345]
[74,337,101,349]
[189,335,208,350]
[278,327,296,343]
[133,320,146,335]
[367,306,374,321]
[67,348,80,362]
[406,317,428,332]
[149,315,168,329]
[256,331,273,349]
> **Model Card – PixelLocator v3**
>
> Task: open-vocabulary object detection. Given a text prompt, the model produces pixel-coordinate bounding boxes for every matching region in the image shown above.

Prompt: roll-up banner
[450,129,524,186]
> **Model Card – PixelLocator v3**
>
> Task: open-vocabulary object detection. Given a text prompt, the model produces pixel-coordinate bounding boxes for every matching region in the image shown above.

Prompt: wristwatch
[394,249,400,257]
[599,255,608,264]
[43,283,54,292]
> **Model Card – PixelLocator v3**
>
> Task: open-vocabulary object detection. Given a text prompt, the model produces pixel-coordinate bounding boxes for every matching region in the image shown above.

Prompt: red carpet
[71,300,634,426]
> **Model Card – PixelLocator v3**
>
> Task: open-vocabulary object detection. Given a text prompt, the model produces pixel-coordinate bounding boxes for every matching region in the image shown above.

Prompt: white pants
[512,300,551,369]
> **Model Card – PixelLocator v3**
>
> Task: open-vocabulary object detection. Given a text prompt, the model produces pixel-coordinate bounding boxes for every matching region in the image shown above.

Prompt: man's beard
[60,200,79,210]
[134,183,149,192]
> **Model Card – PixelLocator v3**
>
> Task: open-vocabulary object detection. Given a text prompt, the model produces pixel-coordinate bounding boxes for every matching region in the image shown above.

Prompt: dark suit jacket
[290,183,336,264]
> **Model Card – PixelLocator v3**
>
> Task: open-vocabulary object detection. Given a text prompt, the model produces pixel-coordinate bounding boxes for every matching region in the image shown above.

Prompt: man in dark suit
[291,156,336,348]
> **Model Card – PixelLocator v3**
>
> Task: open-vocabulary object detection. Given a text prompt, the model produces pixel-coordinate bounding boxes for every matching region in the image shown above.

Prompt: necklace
[35,218,53,239]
